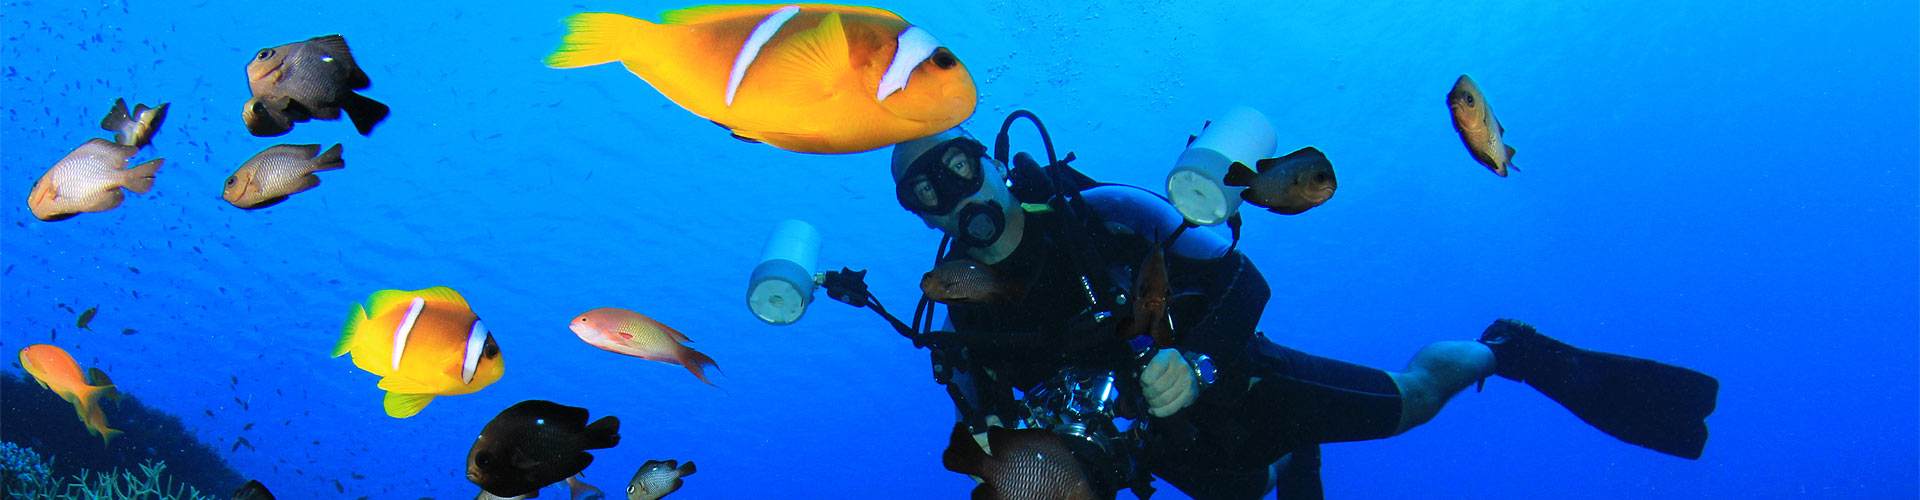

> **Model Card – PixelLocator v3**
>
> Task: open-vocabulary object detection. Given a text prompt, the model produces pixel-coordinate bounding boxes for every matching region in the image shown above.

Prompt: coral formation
[1,442,215,499]
[1,373,241,494]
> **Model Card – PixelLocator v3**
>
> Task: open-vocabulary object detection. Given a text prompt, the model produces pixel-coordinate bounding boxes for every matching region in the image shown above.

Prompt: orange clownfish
[335,286,503,418]
[545,3,977,154]
[19,344,123,447]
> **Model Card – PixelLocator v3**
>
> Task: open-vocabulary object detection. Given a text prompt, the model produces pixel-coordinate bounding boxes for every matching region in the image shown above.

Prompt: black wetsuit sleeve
[1166,252,1269,405]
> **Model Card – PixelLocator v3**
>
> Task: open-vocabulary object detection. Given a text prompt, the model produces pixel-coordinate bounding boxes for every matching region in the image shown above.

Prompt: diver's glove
[1142,349,1201,417]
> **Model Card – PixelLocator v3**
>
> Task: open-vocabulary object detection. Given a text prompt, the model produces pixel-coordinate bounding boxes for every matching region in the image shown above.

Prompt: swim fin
[1478,319,1718,459]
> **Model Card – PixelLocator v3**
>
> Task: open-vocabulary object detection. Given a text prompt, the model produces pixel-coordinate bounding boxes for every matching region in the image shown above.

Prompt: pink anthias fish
[569,308,719,385]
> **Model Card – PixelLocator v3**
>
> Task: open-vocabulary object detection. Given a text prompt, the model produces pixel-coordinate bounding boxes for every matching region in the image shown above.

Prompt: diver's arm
[1084,185,1263,407]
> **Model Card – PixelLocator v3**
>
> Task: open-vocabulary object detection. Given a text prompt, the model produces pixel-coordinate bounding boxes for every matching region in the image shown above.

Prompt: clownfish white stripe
[727,5,802,107]
[391,297,426,371]
[877,26,939,101]
[460,319,489,384]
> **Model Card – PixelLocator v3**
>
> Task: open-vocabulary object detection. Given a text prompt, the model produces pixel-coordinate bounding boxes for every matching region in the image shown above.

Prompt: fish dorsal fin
[381,391,435,418]
[410,286,471,309]
[662,4,785,25]
[1261,146,1326,172]
[1505,145,1517,161]
[276,144,323,158]
[747,11,853,105]
[307,35,358,67]
[662,4,901,25]
[364,289,419,315]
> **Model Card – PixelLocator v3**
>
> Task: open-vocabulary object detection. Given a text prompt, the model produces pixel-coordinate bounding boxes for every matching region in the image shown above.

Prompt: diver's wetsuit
[940,185,1401,499]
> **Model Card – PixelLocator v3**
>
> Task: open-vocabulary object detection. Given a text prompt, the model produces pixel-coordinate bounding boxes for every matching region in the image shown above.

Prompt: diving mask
[896,138,989,216]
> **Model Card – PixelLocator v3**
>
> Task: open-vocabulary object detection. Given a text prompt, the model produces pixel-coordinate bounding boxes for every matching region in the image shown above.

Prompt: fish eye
[256,49,274,60]
[481,336,500,358]
[476,453,492,466]
[1462,94,1475,106]
[225,176,237,186]
[930,48,957,70]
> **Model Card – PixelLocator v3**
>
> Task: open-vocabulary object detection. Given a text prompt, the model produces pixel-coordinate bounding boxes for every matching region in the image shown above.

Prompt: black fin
[307,35,361,73]
[242,196,291,210]
[1223,161,1257,187]
[1261,146,1329,172]
[1186,134,1196,147]
[730,133,761,144]
[232,479,276,500]
[311,144,345,171]
[1481,320,1719,459]
[1505,145,1517,161]
[677,461,697,476]
[341,92,389,136]
[941,423,986,475]
[583,415,620,450]
[100,98,130,131]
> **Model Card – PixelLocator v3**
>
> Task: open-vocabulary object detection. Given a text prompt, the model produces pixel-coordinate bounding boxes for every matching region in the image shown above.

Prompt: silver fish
[27,139,162,221]
[626,459,695,500]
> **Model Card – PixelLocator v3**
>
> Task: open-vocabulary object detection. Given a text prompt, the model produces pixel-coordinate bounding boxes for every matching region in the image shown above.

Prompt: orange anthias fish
[569,308,719,385]
[335,286,504,418]
[545,4,977,154]
[19,345,124,447]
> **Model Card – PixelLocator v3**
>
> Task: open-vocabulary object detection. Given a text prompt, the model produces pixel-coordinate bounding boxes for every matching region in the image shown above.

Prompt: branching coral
[1,442,215,500]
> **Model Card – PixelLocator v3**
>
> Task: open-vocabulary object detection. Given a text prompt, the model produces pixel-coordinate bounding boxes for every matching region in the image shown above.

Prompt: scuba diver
[885,112,1720,499]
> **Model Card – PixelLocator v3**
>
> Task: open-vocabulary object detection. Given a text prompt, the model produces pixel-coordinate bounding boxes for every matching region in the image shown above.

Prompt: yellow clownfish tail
[546,13,655,69]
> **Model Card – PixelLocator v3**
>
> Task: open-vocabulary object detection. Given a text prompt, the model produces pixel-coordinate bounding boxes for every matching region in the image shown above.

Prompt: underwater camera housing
[1023,367,1149,496]
[1166,106,1279,226]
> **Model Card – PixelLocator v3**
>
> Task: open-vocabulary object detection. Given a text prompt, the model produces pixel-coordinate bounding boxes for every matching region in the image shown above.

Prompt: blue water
[3,1,1914,498]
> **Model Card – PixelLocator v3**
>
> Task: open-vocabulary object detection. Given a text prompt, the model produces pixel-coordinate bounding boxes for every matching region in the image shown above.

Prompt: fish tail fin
[100,98,131,139]
[341,93,389,136]
[546,13,654,69]
[79,397,121,448]
[941,423,986,475]
[98,426,124,449]
[584,415,621,449]
[1223,161,1256,188]
[312,144,346,172]
[336,303,367,357]
[678,347,720,385]
[121,158,162,194]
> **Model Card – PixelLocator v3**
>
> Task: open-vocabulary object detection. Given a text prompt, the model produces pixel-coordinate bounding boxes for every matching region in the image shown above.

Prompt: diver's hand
[1142,349,1199,418]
